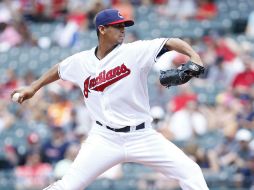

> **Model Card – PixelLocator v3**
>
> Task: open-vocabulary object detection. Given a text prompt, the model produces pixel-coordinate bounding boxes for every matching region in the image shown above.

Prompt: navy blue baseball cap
[95,9,134,28]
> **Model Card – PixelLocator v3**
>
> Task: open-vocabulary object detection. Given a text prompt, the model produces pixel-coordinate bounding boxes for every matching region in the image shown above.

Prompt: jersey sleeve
[128,38,169,69]
[150,38,169,63]
[58,53,80,84]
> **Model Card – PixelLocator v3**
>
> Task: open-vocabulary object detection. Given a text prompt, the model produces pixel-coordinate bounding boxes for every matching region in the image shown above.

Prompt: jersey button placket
[101,92,110,119]
[103,93,114,125]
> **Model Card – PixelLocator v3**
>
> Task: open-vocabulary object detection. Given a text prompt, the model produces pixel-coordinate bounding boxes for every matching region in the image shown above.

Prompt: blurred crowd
[1,0,254,50]
[0,0,222,50]
[1,0,254,190]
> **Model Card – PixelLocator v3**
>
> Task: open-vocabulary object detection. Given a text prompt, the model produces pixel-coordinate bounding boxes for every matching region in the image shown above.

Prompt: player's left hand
[159,61,205,88]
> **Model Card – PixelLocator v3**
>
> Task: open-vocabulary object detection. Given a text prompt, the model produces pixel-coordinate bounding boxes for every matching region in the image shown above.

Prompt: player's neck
[96,43,118,60]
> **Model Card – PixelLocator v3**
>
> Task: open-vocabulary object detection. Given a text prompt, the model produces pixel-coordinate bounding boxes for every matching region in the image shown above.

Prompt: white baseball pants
[43,124,209,190]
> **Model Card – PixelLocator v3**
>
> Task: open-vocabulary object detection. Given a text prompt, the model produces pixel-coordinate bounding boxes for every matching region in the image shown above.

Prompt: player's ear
[98,25,106,35]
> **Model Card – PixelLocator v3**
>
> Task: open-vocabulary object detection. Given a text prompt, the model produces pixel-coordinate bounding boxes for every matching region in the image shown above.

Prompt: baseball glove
[159,61,205,88]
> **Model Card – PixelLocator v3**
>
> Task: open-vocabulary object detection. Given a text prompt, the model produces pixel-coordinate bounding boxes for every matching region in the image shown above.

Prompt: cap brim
[107,19,134,27]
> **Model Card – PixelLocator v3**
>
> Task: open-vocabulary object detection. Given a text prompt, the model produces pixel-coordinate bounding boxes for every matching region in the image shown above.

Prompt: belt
[96,121,145,132]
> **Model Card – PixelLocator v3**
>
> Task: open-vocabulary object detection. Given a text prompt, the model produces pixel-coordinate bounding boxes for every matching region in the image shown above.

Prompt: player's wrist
[189,53,203,66]
[30,81,41,94]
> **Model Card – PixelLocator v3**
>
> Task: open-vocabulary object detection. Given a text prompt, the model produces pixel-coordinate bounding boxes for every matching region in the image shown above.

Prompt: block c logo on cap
[118,12,123,19]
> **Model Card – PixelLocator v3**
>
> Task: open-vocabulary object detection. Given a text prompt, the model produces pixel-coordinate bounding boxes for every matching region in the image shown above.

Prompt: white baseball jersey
[58,38,168,128]
[45,38,209,190]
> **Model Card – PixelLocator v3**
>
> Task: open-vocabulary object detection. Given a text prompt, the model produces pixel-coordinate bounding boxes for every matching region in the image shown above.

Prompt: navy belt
[96,121,145,132]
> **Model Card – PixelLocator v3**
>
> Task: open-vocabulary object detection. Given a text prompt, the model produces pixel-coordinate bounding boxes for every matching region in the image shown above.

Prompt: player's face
[105,23,125,45]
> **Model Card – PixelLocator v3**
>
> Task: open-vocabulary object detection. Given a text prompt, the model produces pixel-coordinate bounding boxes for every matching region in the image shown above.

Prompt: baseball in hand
[12,93,20,102]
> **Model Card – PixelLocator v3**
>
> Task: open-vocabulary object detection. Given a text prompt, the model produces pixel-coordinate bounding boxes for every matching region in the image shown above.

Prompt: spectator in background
[246,11,254,38]
[46,83,73,127]
[213,35,238,64]
[71,97,93,137]
[233,129,253,188]
[0,21,22,50]
[150,106,165,131]
[0,145,19,170]
[19,0,35,21]
[157,0,196,21]
[52,16,79,47]
[41,127,70,165]
[0,0,23,22]
[240,152,254,189]
[54,143,80,180]
[0,19,36,50]
[21,0,53,22]
[236,98,254,130]
[21,0,67,22]
[15,20,37,46]
[168,84,197,113]
[201,35,218,67]
[206,56,232,88]
[151,105,175,140]
[235,129,252,161]
[19,132,42,165]
[27,132,41,148]
[184,143,220,175]
[50,0,68,19]
[217,129,252,172]
[0,100,14,132]
[215,125,238,167]
[151,106,165,130]
[0,144,19,190]
[86,0,105,30]
[167,100,208,141]
[205,34,244,83]
[152,0,167,5]
[52,0,88,47]
[0,0,12,23]
[113,0,135,20]
[15,150,53,190]
[195,0,217,20]
[0,69,19,99]
[231,55,254,98]
[66,1,87,31]
[214,91,240,134]
[52,0,91,48]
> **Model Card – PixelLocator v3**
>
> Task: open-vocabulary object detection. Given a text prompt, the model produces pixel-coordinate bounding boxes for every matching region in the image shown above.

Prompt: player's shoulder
[71,47,95,58]
[123,38,168,47]
[60,47,95,65]
[121,40,145,50]
[123,40,145,47]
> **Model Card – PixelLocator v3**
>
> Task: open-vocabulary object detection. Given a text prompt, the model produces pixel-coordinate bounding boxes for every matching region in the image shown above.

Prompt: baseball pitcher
[11,9,208,190]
